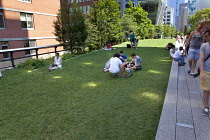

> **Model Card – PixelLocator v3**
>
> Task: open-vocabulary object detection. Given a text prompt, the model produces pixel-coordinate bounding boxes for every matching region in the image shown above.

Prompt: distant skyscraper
[119,0,166,25]
[176,3,188,32]
[188,0,210,16]
[163,7,174,26]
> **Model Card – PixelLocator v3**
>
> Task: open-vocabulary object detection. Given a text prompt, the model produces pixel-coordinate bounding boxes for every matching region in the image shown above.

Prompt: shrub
[17,59,52,69]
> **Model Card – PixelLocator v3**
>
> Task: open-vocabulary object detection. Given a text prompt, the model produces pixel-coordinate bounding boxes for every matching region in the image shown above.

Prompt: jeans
[174,56,185,64]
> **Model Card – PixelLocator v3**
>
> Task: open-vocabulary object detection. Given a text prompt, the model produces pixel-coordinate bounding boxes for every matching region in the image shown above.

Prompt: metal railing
[0,44,63,69]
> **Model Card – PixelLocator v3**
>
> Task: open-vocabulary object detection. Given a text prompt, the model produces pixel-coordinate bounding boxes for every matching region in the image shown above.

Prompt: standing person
[174,46,186,66]
[199,30,210,118]
[48,52,62,71]
[129,31,135,47]
[134,39,139,49]
[185,22,204,76]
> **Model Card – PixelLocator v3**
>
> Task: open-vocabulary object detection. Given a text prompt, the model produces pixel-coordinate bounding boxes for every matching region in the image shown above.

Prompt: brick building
[0,0,61,66]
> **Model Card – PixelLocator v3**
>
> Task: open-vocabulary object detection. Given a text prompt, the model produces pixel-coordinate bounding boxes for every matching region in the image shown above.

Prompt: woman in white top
[48,52,62,71]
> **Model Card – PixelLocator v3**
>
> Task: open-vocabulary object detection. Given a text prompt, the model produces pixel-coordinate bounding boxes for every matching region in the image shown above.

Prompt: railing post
[10,52,15,68]
[35,49,38,59]
[54,46,57,53]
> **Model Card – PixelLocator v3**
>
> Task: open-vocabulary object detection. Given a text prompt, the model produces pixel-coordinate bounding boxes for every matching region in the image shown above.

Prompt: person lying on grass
[48,52,62,71]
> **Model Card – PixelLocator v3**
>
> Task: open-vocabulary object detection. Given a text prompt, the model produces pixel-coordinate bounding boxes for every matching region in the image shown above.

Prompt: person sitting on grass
[104,53,124,77]
[174,46,186,66]
[169,45,176,58]
[166,43,174,50]
[119,51,127,63]
[48,52,62,71]
[125,53,142,73]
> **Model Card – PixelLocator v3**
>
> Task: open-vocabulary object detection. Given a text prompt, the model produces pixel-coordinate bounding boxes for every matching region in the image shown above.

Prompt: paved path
[156,58,210,140]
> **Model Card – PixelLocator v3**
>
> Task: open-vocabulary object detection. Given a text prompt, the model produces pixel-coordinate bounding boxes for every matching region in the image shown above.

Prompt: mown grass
[0,39,175,140]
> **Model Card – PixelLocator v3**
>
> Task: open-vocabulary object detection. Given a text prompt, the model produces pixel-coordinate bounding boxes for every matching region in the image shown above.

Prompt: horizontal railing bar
[0,44,62,53]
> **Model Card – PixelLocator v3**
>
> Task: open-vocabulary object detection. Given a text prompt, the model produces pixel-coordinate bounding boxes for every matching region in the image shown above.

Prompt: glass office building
[119,0,166,25]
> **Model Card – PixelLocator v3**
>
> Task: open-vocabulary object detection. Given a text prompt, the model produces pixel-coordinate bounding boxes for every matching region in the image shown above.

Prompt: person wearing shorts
[199,30,210,118]
[129,31,135,47]
[186,22,204,76]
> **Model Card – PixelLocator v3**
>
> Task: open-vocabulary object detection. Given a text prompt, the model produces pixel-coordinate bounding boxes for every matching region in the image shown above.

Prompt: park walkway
[156,42,210,139]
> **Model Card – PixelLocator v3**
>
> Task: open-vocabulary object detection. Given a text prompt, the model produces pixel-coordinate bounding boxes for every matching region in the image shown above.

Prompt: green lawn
[0,39,175,140]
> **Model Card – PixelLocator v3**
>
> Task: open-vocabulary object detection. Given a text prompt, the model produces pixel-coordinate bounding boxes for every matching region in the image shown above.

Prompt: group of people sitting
[103,51,142,77]
[167,43,186,66]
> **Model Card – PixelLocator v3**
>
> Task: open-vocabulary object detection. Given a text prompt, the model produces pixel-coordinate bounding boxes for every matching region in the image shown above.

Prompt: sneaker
[188,70,191,74]
[202,109,209,117]
[178,63,185,66]
[192,73,199,78]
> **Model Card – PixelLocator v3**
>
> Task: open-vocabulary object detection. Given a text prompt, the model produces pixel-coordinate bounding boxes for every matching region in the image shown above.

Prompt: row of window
[69,0,90,3]
[0,10,34,29]
[70,5,91,13]
[18,0,31,3]
[0,40,36,59]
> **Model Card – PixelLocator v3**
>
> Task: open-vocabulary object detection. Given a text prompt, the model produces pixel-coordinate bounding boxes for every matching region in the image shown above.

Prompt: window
[167,12,170,14]
[83,6,86,13]
[87,5,90,13]
[24,40,36,55]
[0,42,10,59]
[20,13,34,29]
[167,15,170,18]
[19,0,31,3]
[0,10,5,29]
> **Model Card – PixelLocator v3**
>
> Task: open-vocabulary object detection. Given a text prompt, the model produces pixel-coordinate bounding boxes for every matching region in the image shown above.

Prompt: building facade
[188,0,210,16]
[176,3,187,33]
[0,0,61,66]
[163,7,174,26]
[119,0,166,25]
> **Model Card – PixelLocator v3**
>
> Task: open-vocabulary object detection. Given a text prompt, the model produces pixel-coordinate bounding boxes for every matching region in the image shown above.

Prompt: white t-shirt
[54,56,62,65]
[109,57,122,73]
[169,48,175,58]
[174,50,182,58]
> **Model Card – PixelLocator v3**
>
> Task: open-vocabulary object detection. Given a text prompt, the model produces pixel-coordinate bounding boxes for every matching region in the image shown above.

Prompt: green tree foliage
[124,1,153,39]
[188,8,210,30]
[53,2,87,53]
[154,25,163,38]
[86,0,121,48]
[120,15,138,39]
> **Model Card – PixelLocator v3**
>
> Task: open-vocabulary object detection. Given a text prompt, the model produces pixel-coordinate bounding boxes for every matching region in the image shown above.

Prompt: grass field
[0,39,175,139]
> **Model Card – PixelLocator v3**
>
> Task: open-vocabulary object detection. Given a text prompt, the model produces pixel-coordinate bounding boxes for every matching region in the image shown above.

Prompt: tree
[124,1,153,39]
[154,25,163,38]
[53,2,87,53]
[188,8,210,30]
[86,0,121,48]
[120,15,138,39]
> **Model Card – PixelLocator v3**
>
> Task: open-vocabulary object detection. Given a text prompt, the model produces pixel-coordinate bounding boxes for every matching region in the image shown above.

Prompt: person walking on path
[185,22,204,77]
[199,30,210,118]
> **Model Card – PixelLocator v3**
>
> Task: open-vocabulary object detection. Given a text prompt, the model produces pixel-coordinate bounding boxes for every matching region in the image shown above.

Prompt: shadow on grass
[0,45,172,139]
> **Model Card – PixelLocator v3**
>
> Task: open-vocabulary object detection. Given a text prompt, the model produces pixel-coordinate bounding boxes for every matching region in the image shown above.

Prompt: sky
[167,0,186,24]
